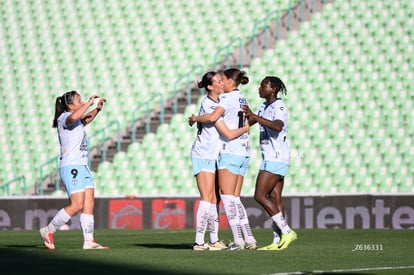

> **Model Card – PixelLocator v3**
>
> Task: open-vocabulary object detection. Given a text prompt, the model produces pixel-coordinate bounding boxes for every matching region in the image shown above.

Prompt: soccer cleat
[83,240,109,250]
[193,243,209,251]
[225,242,245,251]
[278,230,297,250]
[257,242,281,251]
[40,226,55,250]
[244,242,258,250]
[208,240,227,250]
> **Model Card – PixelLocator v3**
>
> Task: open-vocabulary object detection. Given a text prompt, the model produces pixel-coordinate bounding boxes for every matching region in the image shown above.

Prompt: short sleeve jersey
[57,112,89,167]
[257,99,290,164]
[190,96,221,160]
[218,89,250,157]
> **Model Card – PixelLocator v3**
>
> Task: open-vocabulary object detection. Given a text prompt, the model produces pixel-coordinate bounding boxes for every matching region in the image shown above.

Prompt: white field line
[267,265,414,275]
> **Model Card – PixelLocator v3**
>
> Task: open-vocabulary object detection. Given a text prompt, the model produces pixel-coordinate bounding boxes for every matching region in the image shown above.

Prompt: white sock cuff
[220,194,234,202]
[199,200,212,209]
[80,213,94,222]
[271,212,283,220]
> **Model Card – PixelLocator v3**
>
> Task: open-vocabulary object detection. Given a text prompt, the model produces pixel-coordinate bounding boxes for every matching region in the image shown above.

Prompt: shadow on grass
[0,247,191,275]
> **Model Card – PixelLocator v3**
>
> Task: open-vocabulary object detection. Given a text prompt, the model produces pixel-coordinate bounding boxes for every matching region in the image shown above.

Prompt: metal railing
[38,156,59,195]
[131,93,164,142]
[213,37,243,70]
[251,9,282,59]
[0,176,26,196]
[88,120,121,165]
[172,65,204,114]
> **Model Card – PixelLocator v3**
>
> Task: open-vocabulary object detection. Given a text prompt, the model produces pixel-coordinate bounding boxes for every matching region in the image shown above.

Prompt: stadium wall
[0,195,413,230]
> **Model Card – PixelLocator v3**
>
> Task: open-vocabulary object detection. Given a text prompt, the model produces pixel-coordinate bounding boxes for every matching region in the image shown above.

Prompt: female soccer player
[190,71,250,251]
[242,76,297,250]
[189,68,257,251]
[40,91,109,250]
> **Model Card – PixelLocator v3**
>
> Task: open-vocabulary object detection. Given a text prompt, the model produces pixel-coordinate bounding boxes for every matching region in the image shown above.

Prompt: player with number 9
[39,91,109,250]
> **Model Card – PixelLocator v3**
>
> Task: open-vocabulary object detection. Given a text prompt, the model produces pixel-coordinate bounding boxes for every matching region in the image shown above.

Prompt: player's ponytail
[52,91,77,128]
[197,71,217,92]
[52,96,65,128]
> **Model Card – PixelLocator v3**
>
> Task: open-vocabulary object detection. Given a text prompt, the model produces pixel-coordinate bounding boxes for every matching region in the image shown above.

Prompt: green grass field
[0,229,413,275]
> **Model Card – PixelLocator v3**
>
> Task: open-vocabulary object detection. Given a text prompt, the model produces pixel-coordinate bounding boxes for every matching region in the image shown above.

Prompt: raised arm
[81,98,106,125]
[215,119,249,140]
[66,95,98,125]
[242,105,283,132]
[188,106,225,126]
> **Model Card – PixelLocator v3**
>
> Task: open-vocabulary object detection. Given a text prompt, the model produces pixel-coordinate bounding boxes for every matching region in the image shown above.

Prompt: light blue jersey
[257,99,290,165]
[218,90,250,157]
[190,96,221,160]
[57,112,89,167]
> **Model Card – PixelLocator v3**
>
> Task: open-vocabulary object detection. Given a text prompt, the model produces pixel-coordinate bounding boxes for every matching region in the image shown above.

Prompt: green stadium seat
[1,0,412,196]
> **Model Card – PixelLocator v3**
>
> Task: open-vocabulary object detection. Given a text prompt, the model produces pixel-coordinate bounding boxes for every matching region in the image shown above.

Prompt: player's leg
[234,175,257,249]
[80,167,108,250]
[270,177,297,250]
[81,187,109,249]
[218,154,245,250]
[254,170,280,215]
[40,166,84,249]
[206,170,227,250]
[267,182,285,246]
[218,168,244,250]
[194,170,215,250]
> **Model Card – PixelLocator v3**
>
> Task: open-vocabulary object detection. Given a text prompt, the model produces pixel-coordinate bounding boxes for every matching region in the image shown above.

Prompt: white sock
[80,213,94,241]
[195,200,211,245]
[208,203,219,243]
[271,212,291,234]
[272,221,282,244]
[221,195,244,244]
[48,208,71,233]
[235,197,256,243]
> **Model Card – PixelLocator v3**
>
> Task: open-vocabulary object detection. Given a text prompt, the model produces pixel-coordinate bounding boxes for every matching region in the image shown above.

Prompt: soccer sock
[195,200,211,245]
[221,195,244,244]
[208,203,220,243]
[235,197,256,243]
[48,208,71,233]
[272,221,282,244]
[271,212,291,234]
[80,213,95,241]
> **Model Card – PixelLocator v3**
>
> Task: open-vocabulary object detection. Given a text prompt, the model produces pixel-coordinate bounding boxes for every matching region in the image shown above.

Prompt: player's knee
[69,202,84,213]
[254,191,265,204]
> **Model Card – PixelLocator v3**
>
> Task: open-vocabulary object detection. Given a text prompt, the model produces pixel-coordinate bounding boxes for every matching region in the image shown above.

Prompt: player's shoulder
[202,95,217,106]
[57,112,70,124]
[273,99,287,108]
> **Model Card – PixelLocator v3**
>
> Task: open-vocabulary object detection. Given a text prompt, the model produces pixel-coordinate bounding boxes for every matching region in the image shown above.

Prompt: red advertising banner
[193,199,229,229]
[108,199,143,229]
[151,199,186,229]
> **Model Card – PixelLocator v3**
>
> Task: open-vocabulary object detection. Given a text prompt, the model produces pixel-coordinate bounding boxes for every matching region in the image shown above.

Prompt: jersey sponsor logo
[80,135,88,152]
[238,97,247,108]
